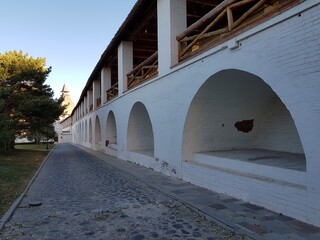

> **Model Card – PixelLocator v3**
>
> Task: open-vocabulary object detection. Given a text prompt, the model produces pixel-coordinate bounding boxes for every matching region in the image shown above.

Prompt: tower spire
[61,83,70,94]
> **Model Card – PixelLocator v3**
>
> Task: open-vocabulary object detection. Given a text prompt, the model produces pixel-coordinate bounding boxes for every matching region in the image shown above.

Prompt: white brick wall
[72,2,320,227]
[180,3,320,226]
[254,97,304,154]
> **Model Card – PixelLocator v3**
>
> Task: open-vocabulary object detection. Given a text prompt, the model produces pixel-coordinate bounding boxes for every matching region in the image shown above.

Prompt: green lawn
[0,146,51,217]
[15,143,55,151]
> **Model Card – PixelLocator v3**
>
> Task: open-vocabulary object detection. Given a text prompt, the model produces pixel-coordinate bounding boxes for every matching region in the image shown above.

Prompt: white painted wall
[106,111,117,145]
[94,116,101,146]
[182,69,305,161]
[60,133,72,143]
[118,41,133,94]
[101,67,111,103]
[254,97,304,154]
[183,70,277,159]
[127,102,154,153]
[157,0,186,75]
[71,2,320,227]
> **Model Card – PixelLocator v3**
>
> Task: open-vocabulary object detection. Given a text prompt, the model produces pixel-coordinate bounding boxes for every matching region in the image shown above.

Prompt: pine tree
[0,50,65,153]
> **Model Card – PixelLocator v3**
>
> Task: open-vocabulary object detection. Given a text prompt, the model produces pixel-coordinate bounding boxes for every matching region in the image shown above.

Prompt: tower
[54,83,75,143]
[60,83,75,120]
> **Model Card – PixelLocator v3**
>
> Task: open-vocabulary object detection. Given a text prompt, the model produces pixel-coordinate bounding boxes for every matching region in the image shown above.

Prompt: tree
[20,96,64,145]
[0,50,65,153]
[0,98,15,153]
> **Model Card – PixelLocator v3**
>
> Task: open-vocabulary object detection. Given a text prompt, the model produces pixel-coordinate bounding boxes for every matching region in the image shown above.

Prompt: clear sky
[0,0,137,104]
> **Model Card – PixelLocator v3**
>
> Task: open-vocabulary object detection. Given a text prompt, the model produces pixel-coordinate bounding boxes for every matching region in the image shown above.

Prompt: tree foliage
[0,50,65,153]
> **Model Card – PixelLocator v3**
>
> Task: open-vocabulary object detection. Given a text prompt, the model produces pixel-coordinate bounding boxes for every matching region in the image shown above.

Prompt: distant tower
[60,83,75,120]
[54,83,75,143]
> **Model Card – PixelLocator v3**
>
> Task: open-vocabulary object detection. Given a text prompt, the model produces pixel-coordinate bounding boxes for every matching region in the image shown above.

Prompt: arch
[95,115,101,145]
[182,69,305,170]
[106,111,117,146]
[127,102,154,156]
[89,118,93,143]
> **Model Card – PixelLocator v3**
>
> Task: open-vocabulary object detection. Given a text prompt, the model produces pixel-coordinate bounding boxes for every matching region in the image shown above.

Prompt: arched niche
[182,69,305,171]
[85,120,88,142]
[106,111,117,146]
[95,115,101,145]
[89,118,93,143]
[127,102,154,157]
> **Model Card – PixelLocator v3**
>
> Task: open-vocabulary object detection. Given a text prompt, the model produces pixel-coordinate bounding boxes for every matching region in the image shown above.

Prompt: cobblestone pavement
[0,144,245,240]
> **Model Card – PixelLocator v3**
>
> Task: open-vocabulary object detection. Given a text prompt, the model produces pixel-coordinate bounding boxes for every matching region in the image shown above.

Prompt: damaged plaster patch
[234,119,254,133]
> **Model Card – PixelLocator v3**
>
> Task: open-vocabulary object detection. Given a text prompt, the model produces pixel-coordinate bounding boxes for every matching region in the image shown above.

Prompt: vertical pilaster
[88,89,93,112]
[80,101,83,117]
[84,96,87,114]
[101,67,111,102]
[93,80,101,109]
[118,41,133,94]
[157,0,186,75]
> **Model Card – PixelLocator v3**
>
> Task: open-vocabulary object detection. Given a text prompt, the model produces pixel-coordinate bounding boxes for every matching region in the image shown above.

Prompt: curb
[0,147,55,232]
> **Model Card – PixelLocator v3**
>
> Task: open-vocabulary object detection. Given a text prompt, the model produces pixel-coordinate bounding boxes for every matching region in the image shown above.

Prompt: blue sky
[0,0,137,103]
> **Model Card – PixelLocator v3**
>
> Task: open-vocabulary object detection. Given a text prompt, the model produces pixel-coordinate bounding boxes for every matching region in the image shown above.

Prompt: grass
[0,145,52,218]
[15,143,54,151]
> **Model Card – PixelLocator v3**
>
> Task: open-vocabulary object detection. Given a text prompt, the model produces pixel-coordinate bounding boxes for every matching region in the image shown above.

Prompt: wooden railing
[177,0,297,61]
[127,51,158,89]
[96,97,101,108]
[106,83,118,101]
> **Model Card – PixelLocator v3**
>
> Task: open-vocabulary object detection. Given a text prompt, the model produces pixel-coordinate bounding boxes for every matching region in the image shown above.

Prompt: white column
[88,89,93,112]
[93,80,100,109]
[84,96,87,114]
[101,67,111,102]
[82,101,84,116]
[157,0,186,75]
[80,101,83,117]
[118,41,133,94]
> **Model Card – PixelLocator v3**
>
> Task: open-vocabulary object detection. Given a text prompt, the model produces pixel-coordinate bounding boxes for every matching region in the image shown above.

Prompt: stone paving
[80,145,320,240]
[0,144,245,240]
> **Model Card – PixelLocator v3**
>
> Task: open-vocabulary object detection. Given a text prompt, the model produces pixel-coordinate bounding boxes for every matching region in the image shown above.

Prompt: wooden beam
[232,0,268,29]
[180,27,228,42]
[187,13,203,19]
[126,7,157,41]
[229,0,256,9]
[187,0,220,7]
[177,0,238,41]
[135,38,157,42]
[180,9,227,57]
[227,7,233,30]
[127,51,158,77]
[133,55,153,59]
[133,48,156,52]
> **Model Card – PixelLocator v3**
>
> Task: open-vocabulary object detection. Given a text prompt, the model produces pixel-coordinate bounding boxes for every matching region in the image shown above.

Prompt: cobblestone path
[1,144,245,240]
